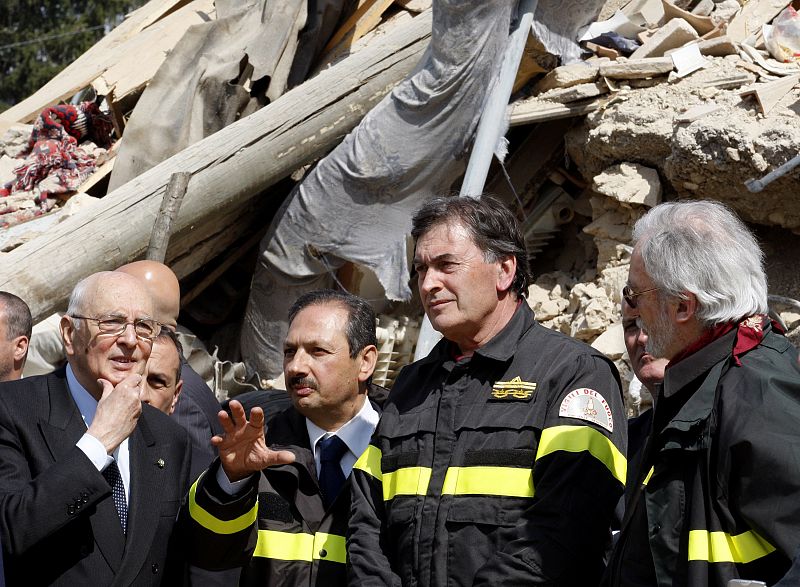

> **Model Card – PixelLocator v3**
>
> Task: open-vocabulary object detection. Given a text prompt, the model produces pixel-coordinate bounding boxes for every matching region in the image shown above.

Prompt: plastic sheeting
[240,0,607,379]
[109,0,353,190]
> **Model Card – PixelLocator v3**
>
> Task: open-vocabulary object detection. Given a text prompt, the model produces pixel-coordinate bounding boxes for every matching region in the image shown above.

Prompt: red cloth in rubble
[0,102,112,228]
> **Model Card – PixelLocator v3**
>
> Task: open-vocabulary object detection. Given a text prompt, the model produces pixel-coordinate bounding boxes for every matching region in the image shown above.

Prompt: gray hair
[632,200,768,326]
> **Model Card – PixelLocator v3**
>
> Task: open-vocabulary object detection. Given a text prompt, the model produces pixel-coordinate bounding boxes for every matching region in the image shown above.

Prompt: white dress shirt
[67,364,131,502]
[218,396,380,493]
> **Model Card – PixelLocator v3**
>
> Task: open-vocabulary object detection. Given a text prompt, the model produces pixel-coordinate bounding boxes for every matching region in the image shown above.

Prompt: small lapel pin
[156,458,165,469]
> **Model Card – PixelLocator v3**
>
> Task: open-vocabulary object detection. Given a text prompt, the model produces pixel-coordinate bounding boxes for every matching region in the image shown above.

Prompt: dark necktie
[319,435,348,508]
[102,460,128,534]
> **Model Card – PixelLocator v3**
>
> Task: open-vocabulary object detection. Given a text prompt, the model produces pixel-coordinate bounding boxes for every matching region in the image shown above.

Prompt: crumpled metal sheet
[241,0,608,379]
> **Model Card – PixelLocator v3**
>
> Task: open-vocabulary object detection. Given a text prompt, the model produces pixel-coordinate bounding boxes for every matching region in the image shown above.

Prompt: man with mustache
[347,195,627,586]
[185,290,384,586]
[0,272,191,585]
[606,200,800,586]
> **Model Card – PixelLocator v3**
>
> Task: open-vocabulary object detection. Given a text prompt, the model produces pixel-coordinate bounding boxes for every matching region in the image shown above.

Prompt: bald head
[116,261,180,328]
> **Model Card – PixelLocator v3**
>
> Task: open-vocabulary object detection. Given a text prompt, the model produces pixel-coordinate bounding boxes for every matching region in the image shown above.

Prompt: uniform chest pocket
[380,406,438,455]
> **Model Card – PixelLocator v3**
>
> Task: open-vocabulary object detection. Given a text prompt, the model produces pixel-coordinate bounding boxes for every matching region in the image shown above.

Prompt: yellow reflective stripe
[536,425,627,485]
[383,467,432,500]
[643,467,654,486]
[188,476,257,535]
[253,530,347,564]
[442,466,534,498]
[688,530,776,564]
[353,444,383,482]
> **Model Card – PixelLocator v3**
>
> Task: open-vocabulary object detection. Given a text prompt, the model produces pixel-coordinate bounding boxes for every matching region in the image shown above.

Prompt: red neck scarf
[669,314,782,367]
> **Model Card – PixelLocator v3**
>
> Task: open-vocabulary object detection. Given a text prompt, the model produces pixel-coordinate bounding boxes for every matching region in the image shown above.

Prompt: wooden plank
[323,0,395,55]
[509,98,604,126]
[728,0,792,43]
[0,10,433,323]
[0,0,209,125]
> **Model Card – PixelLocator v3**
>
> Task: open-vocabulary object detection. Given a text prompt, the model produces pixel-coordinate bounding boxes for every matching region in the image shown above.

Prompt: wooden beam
[0,10,432,323]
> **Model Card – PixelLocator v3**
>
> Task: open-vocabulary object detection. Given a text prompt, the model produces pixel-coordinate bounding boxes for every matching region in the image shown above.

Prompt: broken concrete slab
[631,17,700,58]
[535,62,600,93]
[598,56,674,78]
[593,162,662,207]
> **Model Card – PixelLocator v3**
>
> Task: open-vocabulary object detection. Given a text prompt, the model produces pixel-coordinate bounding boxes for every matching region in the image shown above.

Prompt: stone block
[535,62,599,93]
[598,57,674,79]
[630,18,699,59]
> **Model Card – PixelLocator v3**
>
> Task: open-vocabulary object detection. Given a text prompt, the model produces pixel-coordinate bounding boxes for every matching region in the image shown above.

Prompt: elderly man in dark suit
[0,271,191,586]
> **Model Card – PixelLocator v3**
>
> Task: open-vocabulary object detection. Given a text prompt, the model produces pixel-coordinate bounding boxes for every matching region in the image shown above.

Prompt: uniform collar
[424,302,534,365]
[661,328,736,399]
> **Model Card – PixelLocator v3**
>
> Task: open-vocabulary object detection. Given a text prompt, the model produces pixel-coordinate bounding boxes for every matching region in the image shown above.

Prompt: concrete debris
[592,162,662,207]
[591,323,626,359]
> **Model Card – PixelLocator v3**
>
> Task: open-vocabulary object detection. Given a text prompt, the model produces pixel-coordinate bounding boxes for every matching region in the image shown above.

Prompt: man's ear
[675,292,698,325]
[169,380,183,416]
[60,315,77,357]
[12,336,28,363]
[496,255,517,294]
[357,345,379,384]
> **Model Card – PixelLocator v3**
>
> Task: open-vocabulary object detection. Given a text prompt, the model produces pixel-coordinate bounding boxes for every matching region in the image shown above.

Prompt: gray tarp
[109,0,352,190]
[240,0,608,379]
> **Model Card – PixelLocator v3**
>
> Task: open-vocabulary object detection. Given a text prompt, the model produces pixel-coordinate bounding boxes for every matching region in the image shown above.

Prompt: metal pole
[414,0,536,361]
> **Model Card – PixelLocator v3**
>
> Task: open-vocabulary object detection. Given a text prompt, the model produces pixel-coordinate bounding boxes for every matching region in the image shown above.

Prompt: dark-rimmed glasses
[70,315,161,341]
[622,285,659,309]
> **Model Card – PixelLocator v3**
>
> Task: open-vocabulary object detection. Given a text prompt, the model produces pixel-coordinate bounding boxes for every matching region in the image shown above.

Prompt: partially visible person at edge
[606,200,800,587]
[183,290,386,587]
[347,195,627,586]
[0,291,32,382]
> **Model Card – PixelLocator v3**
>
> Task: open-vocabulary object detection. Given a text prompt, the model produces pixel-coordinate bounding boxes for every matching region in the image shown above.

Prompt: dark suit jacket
[0,369,191,586]
[173,363,223,482]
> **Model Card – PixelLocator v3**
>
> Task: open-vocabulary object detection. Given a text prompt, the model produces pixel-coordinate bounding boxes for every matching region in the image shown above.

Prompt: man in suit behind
[116,260,223,482]
[0,271,191,586]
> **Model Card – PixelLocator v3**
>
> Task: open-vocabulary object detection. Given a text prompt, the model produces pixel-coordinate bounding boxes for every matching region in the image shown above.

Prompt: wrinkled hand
[88,374,144,454]
[212,400,295,482]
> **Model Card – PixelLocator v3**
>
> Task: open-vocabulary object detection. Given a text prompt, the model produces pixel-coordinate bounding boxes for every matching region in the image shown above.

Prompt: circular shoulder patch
[558,388,614,432]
